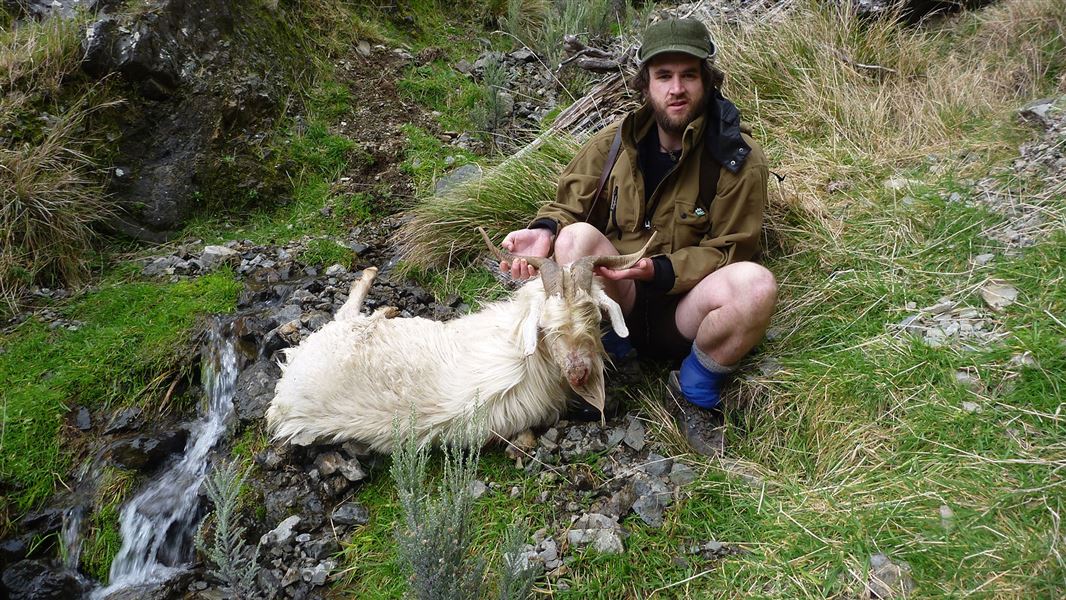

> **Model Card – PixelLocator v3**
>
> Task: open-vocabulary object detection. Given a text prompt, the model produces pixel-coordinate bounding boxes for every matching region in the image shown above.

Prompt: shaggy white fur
[266,266,626,452]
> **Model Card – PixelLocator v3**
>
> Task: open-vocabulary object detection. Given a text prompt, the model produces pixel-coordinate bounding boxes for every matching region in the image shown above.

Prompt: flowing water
[93,319,239,598]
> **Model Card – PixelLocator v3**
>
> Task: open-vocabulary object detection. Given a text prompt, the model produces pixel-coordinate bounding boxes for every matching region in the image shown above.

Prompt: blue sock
[601,329,633,361]
[678,349,730,409]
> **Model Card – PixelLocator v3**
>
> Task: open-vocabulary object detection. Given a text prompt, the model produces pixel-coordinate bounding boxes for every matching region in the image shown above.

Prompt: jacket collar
[623,89,751,174]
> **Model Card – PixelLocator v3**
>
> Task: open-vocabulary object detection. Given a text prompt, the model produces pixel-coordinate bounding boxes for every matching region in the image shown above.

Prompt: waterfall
[93,319,239,598]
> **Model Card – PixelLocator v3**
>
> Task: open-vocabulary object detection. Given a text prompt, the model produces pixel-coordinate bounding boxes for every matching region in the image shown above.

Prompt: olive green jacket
[533,99,768,295]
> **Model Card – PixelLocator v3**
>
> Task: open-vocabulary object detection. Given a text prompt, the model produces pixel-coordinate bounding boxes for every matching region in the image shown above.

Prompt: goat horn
[478,227,563,296]
[571,231,659,292]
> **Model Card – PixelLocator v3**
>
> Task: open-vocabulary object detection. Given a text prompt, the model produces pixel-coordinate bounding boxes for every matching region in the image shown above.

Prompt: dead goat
[266,230,656,452]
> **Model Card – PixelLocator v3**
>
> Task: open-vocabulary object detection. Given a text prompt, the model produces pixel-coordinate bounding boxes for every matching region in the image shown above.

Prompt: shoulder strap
[586,125,624,221]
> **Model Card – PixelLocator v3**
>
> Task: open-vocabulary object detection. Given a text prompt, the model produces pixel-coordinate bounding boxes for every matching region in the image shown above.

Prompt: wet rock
[105,407,142,434]
[233,358,281,424]
[108,429,189,471]
[0,536,29,568]
[331,502,369,526]
[74,407,92,431]
[1,559,88,600]
[868,553,916,598]
[261,515,301,546]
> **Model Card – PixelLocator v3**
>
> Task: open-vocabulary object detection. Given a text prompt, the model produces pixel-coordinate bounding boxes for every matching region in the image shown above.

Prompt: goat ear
[520,294,544,356]
[593,288,629,339]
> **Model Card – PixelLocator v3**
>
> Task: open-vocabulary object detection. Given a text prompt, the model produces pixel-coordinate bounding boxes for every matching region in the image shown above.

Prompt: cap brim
[639,43,711,64]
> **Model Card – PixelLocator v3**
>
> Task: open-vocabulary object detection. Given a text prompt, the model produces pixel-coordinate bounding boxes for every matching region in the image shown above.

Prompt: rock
[882,177,920,191]
[1,559,88,600]
[331,502,369,526]
[468,480,488,499]
[953,370,981,392]
[201,245,239,270]
[868,553,916,598]
[324,264,347,277]
[105,407,142,434]
[961,401,981,413]
[939,504,954,531]
[75,407,92,431]
[631,476,672,527]
[261,515,301,546]
[356,40,372,57]
[623,418,646,451]
[306,538,339,560]
[508,47,536,63]
[642,453,673,478]
[601,483,636,519]
[433,163,483,196]
[1019,97,1058,127]
[668,463,697,487]
[973,253,995,266]
[108,429,189,471]
[233,358,280,424]
[336,458,367,483]
[302,560,334,586]
[979,280,1018,311]
[567,513,624,554]
[313,452,345,476]
[454,59,473,74]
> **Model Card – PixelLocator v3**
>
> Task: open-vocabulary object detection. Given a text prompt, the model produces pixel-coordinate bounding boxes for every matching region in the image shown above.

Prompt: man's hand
[595,258,655,282]
[500,228,554,281]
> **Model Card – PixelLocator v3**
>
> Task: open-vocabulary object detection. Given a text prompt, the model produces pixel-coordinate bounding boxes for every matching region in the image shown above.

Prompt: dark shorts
[624,283,692,363]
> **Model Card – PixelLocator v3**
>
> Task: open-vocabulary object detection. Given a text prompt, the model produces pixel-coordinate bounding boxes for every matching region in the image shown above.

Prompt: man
[499,18,777,455]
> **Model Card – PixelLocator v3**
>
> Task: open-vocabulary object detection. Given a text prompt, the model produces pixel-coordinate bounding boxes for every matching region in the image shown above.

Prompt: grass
[80,466,137,582]
[0,270,240,525]
[363,0,1066,596]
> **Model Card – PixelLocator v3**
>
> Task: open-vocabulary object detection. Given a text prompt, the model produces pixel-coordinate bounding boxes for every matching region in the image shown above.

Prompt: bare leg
[674,262,777,366]
[553,223,638,312]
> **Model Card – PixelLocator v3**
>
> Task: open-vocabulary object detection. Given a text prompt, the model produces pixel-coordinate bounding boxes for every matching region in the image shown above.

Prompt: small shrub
[195,462,261,596]
[392,422,486,600]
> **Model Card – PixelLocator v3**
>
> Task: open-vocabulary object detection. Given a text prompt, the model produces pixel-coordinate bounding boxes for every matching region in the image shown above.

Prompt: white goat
[266,231,655,452]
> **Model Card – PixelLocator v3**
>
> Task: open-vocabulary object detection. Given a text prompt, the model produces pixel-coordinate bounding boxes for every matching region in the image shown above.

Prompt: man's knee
[731,262,777,310]
[555,222,610,262]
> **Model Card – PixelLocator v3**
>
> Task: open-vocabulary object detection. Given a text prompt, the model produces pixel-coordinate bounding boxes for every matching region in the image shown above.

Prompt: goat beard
[570,365,606,422]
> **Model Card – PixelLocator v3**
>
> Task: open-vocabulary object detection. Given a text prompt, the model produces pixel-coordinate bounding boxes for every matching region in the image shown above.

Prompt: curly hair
[629,58,725,100]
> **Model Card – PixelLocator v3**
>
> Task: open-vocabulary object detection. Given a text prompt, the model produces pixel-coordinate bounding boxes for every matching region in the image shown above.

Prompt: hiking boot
[666,370,725,456]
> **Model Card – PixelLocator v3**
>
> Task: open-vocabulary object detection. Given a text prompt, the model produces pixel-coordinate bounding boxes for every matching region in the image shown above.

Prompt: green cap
[637,18,716,64]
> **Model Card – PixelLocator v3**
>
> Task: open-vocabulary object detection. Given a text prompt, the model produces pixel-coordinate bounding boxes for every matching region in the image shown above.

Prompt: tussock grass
[395,134,581,271]
[0,98,118,311]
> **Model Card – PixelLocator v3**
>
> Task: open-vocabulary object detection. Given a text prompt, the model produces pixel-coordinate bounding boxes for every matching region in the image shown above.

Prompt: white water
[93,320,239,598]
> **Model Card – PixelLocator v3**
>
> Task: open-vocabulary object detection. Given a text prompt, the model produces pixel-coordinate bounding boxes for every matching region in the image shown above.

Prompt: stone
[324,264,348,277]
[313,452,345,477]
[108,429,189,471]
[306,537,339,560]
[623,418,646,451]
[201,245,239,270]
[953,370,981,392]
[939,504,954,531]
[643,453,673,478]
[961,401,981,413]
[468,480,488,499]
[868,553,916,598]
[433,163,483,196]
[631,476,672,527]
[261,515,301,546]
[75,407,92,431]
[331,503,369,526]
[979,280,1018,311]
[668,463,697,486]
[1,559,88,600]
[105,407,142,434]
[973,253,995,266]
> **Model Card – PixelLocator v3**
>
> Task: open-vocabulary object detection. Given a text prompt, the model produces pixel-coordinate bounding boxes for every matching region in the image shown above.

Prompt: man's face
[646,53,706,136]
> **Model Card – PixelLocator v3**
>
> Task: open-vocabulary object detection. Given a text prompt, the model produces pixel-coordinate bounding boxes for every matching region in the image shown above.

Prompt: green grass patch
[300,238,356,269]
[398,62,484,132]
[400,124,479,192]
[0,270,240,519]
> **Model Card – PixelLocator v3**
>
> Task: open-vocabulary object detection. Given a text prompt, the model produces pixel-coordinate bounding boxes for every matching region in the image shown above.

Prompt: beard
[650,91,707,136]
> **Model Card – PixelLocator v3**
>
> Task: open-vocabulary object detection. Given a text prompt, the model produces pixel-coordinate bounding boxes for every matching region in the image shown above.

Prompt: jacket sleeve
[529,126,615,231]
[664,144,768,294]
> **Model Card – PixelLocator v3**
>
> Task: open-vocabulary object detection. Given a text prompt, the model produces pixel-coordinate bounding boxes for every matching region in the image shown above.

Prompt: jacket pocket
[673,199,711,248]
